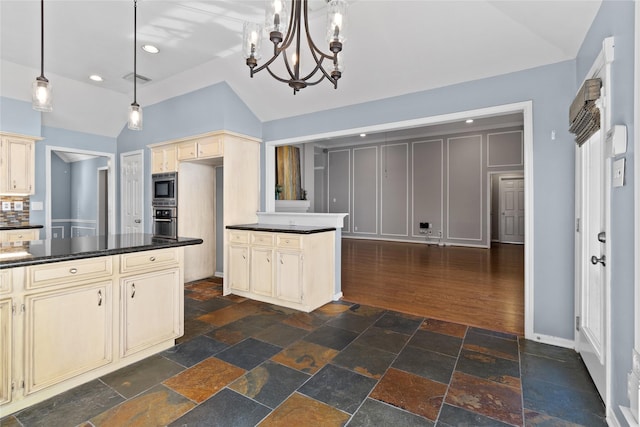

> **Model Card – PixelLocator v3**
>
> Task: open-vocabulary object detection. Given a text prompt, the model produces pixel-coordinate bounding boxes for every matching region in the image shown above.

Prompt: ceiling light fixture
[142,44,159,54]
[32,0,52,112]
[465,119,474,124]
[243,0,348,94]
[89,74,103,82]
[128,0,142,131]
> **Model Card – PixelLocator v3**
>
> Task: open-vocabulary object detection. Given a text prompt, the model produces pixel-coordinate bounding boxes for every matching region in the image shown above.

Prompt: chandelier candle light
[32,0,52,112]
[128,0,142,130]
[243,0,348,94]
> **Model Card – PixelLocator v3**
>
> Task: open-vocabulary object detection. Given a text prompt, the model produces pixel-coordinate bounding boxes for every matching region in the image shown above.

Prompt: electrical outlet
[14,201,23,211]
[2,202,11,211]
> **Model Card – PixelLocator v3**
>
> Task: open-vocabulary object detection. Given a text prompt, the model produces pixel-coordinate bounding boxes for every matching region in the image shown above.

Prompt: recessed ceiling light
[360,133,366,137]
[142,44,159,54]
[465,119,474,124]
[89,74,103,82]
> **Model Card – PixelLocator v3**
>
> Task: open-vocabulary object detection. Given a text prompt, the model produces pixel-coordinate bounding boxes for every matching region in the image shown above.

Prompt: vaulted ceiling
[0,1,601,137]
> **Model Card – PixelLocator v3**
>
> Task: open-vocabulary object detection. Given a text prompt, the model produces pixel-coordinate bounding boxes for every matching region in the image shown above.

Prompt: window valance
[569,78,602,146]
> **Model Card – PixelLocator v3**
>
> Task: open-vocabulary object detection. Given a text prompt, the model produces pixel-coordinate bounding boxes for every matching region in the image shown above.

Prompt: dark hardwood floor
[341,239,525,335]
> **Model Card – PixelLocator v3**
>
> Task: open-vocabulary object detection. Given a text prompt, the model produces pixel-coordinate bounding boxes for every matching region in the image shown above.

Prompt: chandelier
[243,0,348,94]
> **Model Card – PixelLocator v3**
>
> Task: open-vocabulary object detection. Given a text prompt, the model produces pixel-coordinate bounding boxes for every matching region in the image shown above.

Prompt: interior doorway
[97,167,108,236]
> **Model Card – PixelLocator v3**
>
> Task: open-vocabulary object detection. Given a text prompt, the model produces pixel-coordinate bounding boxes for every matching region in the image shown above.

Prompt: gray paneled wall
[324,127,523,247]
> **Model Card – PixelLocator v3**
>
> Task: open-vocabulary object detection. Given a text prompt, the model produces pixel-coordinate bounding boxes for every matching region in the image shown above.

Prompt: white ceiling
[0,1,601,138]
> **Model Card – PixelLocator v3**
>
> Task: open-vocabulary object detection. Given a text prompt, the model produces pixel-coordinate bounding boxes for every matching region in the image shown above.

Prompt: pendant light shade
[32,0,52,112]
[128,0,142,131]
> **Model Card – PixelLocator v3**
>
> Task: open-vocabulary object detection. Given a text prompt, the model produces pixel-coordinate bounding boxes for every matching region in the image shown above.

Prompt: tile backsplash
[0,196,30,226]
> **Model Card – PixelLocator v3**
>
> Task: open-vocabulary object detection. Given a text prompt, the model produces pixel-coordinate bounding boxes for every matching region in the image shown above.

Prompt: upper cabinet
[0,132,40,195]
[151,145,177,174]
[177,135,223,161]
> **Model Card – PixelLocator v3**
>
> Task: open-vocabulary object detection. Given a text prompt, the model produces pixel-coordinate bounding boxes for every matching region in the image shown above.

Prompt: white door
[499,177,525,244]
[576,129,608,401]
[121,151,144,234]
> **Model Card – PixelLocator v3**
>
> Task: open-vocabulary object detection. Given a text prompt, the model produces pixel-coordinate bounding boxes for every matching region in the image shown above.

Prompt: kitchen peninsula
[0,233,202,415]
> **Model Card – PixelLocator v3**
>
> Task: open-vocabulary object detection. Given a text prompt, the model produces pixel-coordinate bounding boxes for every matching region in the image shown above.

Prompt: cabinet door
[250,247,273,297]
[120,269,181,357]
[197,138,222,158]
[151,148,165,173]
[229,245,250,291]
[0,298,12,405]
[177,141,197,161]
[2,137,34,194]
[164,147,177,172]
[24,281,112,394]
[276,251,303,303]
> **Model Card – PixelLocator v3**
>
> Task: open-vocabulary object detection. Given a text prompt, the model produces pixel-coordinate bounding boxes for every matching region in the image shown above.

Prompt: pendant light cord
[133,0,137,104]
[40,0,44,78]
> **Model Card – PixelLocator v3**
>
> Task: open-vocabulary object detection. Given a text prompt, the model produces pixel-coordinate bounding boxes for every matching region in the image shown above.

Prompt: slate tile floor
[2,278,607,427]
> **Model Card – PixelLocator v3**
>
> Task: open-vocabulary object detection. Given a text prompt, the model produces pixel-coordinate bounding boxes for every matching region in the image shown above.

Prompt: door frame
[45,146,116,240]
[120,149,145,235]
[96,166,109,236]
[264,100,535,338]
[574,36,614,414]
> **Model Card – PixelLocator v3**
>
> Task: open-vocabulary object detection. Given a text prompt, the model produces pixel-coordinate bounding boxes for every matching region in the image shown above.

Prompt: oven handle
[154,218,174,222]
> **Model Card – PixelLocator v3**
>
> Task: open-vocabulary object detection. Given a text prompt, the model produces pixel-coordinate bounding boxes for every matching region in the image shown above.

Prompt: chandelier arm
[302,0,337,61]
[265,66,297,84]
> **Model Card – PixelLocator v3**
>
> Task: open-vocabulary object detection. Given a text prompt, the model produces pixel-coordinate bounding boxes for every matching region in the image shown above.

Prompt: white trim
[70,225,96,237]
[263,100,535,342]
[333,291,343,301]
[635,0,640,385]
[214,271,224,278]
[326,149,351,232]
[50,226,64,239]
[487,130,524,167]
[45,146,116,240]
[380,142,409,237]
[51,219,97,224]
[607,408,623,427]
[411,139,444,239]
[621,406,639,427]
[120,149,145,235]
[529,333,575,350]
[352,146,378,235]
[342,234,489,249]
[446,134,483,242]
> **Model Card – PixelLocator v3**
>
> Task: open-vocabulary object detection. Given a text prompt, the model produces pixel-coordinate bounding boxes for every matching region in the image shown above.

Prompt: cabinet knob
[69,268,78,274]
[149,256,156,262]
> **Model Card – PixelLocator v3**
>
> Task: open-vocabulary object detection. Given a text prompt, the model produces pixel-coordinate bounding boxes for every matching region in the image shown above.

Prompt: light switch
[1,202,10,211]
[31,201,43,211]
[613,158,625,187]
[14,201,23,211]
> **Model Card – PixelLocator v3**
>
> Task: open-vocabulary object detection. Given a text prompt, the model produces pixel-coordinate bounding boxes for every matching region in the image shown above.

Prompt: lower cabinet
[24,281,112,394]
[1,247,185,416]
[0,298,12,405]
[120,268,181,357]
[229,245,250,291]
[226,229,335,312]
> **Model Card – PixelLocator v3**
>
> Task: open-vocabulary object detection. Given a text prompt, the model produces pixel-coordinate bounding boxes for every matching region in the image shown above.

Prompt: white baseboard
[621,406,638,427]
[333,291,343,301]
[342,235,489,249]
[525,332,575,349]
[214,271,224,278]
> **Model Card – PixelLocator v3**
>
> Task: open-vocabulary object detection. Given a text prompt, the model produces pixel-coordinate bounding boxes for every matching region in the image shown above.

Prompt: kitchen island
[0,234,202,416]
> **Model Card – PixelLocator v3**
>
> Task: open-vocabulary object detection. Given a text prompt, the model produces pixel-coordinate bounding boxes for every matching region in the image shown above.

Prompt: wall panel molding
[327,149,351,232]
[352,146,378,235]
[487,130,524,167]
[380,143,409,237]
[411,139,443,239]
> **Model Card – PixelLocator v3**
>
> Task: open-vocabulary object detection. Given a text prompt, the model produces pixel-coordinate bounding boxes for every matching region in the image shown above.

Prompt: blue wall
[576,0,636,421]
[0,97,41,136]
[264,60,579,340]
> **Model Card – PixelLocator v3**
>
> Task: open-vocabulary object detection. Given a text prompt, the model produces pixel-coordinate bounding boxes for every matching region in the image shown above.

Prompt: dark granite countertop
[226,223,336,234]
[0,233,203,269]
[0,224,44,230]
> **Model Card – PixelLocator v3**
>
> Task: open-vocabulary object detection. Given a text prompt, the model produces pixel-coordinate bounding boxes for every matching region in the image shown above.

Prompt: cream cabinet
[1,246,186,416]
[151,145,177,173]
[0,229,40,244]
[0,298,12,405]
[0,133,39,196]
[120,268,181,357]
[177,135,223,161]
[225,229,335,312]
[24,281,113,394]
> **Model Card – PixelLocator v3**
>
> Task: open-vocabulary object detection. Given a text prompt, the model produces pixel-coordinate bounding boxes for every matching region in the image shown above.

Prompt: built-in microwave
[152,172,177,206]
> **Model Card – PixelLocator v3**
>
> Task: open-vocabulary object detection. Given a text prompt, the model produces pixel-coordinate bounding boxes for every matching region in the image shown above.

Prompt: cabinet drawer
[0,228,39,243]
[252,232,275,246]
[228,231,249,244]
[120,248,179,273]
[27,257,113,289]
[277,234,301,249]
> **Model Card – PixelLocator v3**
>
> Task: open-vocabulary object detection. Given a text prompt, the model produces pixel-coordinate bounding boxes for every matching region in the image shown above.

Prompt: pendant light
[128,0,142,131]
[32,0,52,112]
